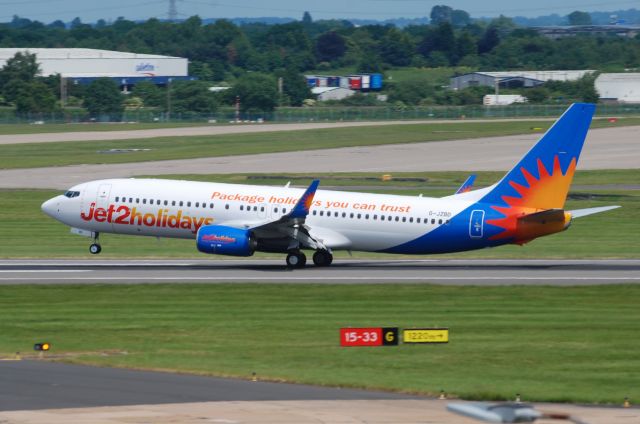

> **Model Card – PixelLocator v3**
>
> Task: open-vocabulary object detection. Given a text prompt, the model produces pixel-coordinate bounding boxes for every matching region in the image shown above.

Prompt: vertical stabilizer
[481,103,595,210]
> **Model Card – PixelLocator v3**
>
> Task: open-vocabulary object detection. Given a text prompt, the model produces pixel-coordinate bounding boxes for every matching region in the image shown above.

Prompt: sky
[0,0,638,23]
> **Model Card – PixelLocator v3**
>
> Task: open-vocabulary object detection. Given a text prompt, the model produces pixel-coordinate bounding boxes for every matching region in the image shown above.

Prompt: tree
[0,52,41,103]
[315,31,347,62]
[230,73,278,113]
[451,9,471,27]
[275,68,311,106]
[379,28,414,66]
[12,81,57,114]
[169,80,218,114]
[568,11,592,26]
[478,26,500,54]
[132,81,163,108]
[302,11,312,25]
[430,5,453,25]
[83,78,124,119]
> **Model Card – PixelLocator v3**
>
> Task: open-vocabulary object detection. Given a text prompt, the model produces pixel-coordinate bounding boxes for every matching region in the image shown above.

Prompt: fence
[2,103,640,124]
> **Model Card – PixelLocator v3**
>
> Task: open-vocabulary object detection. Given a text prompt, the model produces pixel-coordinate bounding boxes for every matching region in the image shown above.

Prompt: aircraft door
[96,184,112,208]
[469,210,484,238]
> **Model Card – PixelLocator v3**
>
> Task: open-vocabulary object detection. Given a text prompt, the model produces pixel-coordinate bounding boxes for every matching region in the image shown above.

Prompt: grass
[0,118,638,170]
[0,283,638,404]
[0,121,222,135]
[1,170,637,259]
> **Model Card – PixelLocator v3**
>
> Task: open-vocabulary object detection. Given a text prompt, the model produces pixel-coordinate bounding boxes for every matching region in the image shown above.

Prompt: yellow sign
[403,328,449,343]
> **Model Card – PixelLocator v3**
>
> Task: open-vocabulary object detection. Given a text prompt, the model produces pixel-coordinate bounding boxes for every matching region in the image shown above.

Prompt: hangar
[450,70,594,90]
[0,48,194,89]
[595,73,640,103]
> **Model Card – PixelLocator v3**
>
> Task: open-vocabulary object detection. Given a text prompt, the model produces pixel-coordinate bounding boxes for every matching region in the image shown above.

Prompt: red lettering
[80,202,95,221]
[130,207,143,225]
[143,213,156,226]
[114,205,130,224]
[94,208,107,223]
[106,204,116,222]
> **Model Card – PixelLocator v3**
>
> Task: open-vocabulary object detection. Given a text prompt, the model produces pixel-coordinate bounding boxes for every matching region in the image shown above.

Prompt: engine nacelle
[196,225,256,257]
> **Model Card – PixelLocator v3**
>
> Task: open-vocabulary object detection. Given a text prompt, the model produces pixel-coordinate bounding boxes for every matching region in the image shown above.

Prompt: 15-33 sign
[340,327,398,347]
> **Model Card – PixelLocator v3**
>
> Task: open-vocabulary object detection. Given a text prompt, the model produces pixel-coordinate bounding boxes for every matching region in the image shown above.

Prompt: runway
[1,125,638,189]
[0,259,638,285]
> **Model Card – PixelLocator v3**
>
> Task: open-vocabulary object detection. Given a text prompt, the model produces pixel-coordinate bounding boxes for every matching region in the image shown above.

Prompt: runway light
[439,390,447,400]
[624,397,630,408]
[34,342,51,352]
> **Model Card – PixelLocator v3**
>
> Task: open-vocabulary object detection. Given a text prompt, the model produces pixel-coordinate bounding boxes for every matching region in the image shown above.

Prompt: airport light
[34,342,51,352]
[447,402,588,424]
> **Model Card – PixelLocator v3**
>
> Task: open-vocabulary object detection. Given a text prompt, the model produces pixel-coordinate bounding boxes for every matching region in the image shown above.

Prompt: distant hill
[511,8,640,26]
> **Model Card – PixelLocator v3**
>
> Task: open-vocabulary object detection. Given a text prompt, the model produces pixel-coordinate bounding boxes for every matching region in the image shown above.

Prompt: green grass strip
[0,118,637,169]
[1,283,637,404]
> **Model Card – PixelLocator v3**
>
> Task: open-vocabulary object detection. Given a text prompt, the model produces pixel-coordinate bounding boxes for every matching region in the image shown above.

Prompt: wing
[250,180,329,251]
[454,174,476,194]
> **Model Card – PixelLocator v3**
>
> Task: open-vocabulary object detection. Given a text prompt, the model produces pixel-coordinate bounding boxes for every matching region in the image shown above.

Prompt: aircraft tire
[89,244,102,255]
[286,252,306,268]
[313,250,333,267]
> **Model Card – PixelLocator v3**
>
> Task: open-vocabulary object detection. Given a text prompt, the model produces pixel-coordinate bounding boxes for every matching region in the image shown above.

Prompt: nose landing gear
[89,232,101,255]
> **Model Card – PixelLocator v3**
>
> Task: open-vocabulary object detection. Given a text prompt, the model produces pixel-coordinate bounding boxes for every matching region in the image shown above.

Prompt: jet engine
[196,225,256,256]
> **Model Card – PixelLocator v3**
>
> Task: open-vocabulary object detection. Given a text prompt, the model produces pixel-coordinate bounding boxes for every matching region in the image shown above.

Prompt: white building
[0,48,192,89]
[595,73,640,103]
[451,70,595,90]
[483,94,527,106]
[312,87,355,101]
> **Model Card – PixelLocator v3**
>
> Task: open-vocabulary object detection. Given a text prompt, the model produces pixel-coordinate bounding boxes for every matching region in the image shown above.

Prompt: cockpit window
[64,191,80,198]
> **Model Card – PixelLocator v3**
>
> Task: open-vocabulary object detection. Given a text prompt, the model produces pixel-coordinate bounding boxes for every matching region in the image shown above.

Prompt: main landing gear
[89,232,101,255]
[286,249,333,268]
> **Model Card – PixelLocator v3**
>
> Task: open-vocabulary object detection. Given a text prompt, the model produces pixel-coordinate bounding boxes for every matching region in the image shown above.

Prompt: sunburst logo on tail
[486,155,576,241]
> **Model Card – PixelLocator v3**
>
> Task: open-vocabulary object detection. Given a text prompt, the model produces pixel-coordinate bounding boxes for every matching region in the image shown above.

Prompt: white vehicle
[42,103,618,267]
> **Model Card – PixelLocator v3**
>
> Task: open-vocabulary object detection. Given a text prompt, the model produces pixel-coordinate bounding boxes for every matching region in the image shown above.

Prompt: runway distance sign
[340,327,399,347]
[403,328,449,344]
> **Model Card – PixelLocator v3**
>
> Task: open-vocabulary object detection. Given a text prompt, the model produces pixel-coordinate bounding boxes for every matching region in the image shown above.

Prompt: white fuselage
[42,178,478,253]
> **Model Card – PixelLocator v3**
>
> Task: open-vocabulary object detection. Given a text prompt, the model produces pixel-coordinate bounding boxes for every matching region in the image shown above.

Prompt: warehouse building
[0,48,194,89]
[595,73,640,103]
[450,70,594,90]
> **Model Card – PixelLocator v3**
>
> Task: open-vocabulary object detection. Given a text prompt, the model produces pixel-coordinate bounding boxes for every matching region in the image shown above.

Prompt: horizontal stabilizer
[569,205,620,218]
[518,209,566,224]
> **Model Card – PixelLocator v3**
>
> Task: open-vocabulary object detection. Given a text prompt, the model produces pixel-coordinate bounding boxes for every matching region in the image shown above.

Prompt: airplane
[455,174,476,194]
[41,103,619,268]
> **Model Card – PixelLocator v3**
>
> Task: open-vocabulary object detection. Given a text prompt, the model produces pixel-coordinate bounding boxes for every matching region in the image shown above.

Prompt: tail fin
[481,103,595,210]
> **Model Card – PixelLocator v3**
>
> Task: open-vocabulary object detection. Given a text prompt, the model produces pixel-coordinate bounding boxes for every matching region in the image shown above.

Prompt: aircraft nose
[41,197,60,218]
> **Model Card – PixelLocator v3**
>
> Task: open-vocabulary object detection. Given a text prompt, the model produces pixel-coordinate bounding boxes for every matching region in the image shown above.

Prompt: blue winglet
[288,180,320,219]
[455,174,476,194]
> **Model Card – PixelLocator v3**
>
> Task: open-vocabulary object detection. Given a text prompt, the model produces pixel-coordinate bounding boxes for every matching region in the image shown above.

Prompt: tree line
[0,6,639,116]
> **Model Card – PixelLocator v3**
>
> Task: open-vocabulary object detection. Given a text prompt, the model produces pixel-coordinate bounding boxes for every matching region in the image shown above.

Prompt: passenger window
[431,219,436,224]
[342,212,346,218]
[187,202,191,207]
[164,200,168,206]
[253,206,258,211]
[157,200,161,205]
[283,208,287,213]
[409,217,413,223]
[275,207,279,213]
[439,219,443,224]
[373,215,377,220]
[136,198,139,203]
[365,214,369,219]
[115,196,119,202]
[225,204,229,209]
[172,201,176,206]
[143,199,147,204]
[240,205,244,211]
[395,216,400,222]
[312,210,317,215]
[350,213,354,218]
[320,211,324,216]
[210,203,214,208]
[195,202,199,207]
[128,197,133,203]
[179,201,183,207]
[402,217,406,222]
[357,213,361,219]
[261,207,265,212]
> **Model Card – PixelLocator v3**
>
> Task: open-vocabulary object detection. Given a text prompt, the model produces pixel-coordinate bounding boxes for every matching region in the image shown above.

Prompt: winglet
[569,205,620,218]
[288,180,320,219]
[455,174,476,194]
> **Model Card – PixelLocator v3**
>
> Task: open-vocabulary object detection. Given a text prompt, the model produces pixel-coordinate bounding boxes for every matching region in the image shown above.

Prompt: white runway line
[0,276,638,281]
